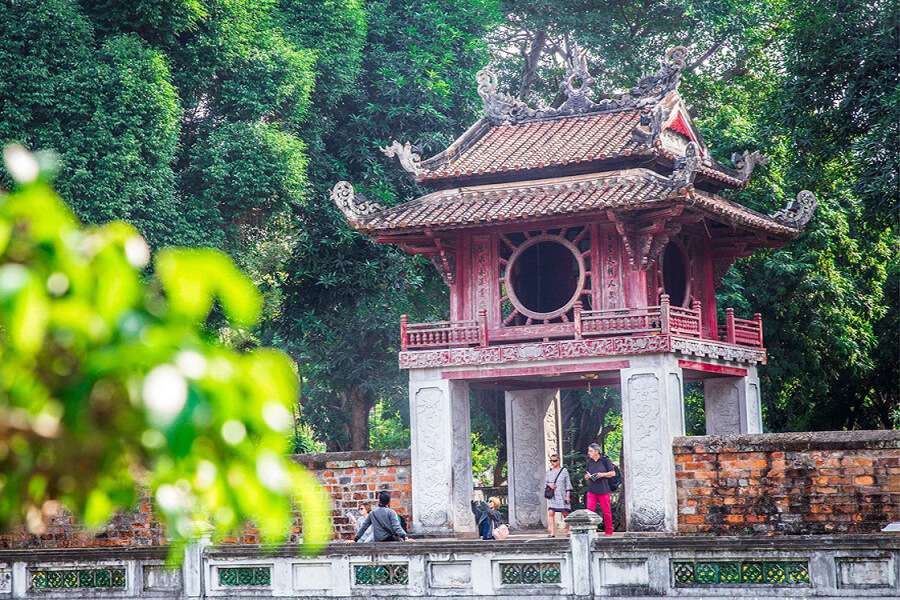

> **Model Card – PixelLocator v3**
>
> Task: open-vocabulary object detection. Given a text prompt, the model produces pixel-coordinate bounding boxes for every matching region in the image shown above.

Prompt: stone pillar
[620,356,684,532]
[505,388,560,530]
[566,510,602,598]
[704,365,763,434]
[408,369,473,535]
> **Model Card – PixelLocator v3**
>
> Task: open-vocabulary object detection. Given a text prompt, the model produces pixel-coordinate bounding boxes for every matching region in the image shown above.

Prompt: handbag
[544,467,563,499]
[492,524,509,540]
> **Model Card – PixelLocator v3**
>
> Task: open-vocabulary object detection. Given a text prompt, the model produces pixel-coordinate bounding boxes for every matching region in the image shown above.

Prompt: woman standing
[583,443,616,536]
[544,453,572,537]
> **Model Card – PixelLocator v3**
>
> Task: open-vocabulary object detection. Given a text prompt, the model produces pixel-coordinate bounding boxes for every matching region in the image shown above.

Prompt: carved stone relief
[625,373,667,531]
[704,379,742,436]
[507,391,555,529]
[747,382,763,434]
[413,386,451,529]
[450,383,474,531]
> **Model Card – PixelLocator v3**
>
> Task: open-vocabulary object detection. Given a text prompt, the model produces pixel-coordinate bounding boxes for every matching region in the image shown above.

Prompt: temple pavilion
[331,47,816,535]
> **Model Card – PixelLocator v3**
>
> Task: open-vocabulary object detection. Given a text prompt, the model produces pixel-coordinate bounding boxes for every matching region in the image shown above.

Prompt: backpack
[604,456,622,492]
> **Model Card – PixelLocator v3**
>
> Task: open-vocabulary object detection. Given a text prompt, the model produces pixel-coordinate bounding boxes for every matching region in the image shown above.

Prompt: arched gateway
[332,48,815,536]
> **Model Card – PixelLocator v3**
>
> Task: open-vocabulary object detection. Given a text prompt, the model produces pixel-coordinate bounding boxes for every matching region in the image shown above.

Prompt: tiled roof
[417,110,646,182]
[353,170,799,237]
[415,108,747,188]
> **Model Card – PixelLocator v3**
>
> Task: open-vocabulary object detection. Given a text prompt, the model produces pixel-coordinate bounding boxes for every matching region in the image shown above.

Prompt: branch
[517,29,548,99]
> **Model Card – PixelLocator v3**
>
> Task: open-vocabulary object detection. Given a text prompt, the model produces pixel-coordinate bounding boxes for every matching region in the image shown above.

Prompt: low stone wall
[673,430,900,535]
[0,450,412,548]
[1,533,897,598]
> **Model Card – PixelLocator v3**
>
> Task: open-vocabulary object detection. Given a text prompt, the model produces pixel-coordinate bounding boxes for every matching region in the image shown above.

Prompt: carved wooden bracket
[607,207,684,271]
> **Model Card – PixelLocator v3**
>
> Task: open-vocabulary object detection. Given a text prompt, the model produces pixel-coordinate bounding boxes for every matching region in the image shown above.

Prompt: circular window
[506,235,585,320]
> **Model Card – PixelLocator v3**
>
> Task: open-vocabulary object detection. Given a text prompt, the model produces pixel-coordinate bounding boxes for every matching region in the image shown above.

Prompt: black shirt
[586,456,614,495]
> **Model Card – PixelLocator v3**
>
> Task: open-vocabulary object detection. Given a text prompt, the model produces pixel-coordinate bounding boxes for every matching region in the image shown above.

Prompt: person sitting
[354,491,410,542]
[471,496,503,540]
[351,504,374,543]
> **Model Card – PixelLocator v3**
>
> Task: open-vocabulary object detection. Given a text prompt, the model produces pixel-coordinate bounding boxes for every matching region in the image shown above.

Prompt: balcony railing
[400,310,487,351]
[400,296,764,351]
[719,308,764,348]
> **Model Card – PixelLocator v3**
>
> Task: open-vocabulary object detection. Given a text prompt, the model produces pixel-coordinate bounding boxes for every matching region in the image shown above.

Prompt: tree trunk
[518,29,547,99]
[347,386,373,451]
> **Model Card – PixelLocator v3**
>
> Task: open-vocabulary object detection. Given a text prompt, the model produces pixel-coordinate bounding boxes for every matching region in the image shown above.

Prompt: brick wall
[0,449,411,548]
[674,430,900,535]
[0,498,164,549]
[293,449,411,541]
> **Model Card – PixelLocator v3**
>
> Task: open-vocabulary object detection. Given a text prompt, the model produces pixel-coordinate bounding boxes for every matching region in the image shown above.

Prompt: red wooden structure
[332,47,815,371]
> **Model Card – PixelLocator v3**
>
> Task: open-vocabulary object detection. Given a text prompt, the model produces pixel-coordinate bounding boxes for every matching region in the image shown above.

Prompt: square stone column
[408,369,474,535]
[704,365,763,434]
[620,356,685,532]
[505,389,561,530]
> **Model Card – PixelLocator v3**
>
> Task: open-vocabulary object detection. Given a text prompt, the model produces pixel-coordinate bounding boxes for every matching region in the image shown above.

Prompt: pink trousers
[586,492,614,535]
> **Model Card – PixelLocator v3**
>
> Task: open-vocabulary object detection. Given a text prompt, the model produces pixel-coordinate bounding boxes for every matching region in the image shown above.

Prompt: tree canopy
[0,0,895,488]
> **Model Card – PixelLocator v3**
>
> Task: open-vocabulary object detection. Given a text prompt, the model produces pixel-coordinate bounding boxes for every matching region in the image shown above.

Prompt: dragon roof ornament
[330,181,385,224]
[670,141,701,188]
[477,46,690,125]
[380,140,422,177]
[731,150,770,182]
[770,190,817,229]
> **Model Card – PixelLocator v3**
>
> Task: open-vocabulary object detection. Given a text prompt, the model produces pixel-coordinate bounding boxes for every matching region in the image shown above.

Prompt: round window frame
[504,234,586,321]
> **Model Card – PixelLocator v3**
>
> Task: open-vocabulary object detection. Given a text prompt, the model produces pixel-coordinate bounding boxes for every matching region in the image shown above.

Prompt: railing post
[400,314,408,351]
[573,301,583,339]
[725,308,736,344]
[692,299,702,338]
[659,294,670,335]
[566,510,602,597]
[478,308,488,347]
[754,312,764,347]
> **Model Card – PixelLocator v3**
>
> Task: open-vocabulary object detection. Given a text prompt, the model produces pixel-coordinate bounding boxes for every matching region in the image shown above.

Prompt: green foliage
[368,399,410,450]
[471,431,499,487]
[495,0,897,431]
[684,383,706,436]
[0,150,330,553]
[277,0,501,449]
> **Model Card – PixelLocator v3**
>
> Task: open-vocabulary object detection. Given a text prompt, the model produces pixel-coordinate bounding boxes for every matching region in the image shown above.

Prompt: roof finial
[771,190,817,229]
[330,181,384,224]
[559,47,599,112]
[627,46,689,107]
[671,141,701,188]
[381,140,422,177]
[731,150,769,182]
[476,67,540,124]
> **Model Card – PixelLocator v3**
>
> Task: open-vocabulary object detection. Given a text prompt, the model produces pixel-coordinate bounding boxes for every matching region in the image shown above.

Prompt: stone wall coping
[5,534,896,563]
[0,545,170,563]
[291,448,411,470]
[593,533,900,552]
[673,430,900,453]
[206,538,569,558]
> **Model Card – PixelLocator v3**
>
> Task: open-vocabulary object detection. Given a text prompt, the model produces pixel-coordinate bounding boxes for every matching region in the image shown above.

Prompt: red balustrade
[400,310,487,350]
[719,308,764,348]
[401,300,764,351]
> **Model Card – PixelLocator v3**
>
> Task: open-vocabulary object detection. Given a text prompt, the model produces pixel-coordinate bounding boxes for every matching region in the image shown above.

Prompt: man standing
[583,443,616,536]
[354,491,410,542]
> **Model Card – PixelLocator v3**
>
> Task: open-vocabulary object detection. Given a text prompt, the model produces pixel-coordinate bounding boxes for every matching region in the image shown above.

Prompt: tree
[0,147,330,553]
[487,0,897,431]
[275,0,502,450]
